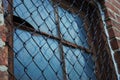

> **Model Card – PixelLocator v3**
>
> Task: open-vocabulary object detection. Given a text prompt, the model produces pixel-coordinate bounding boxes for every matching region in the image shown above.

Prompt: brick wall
[0,0,8,80]
[97,0,120,79]
[102,0,120,77]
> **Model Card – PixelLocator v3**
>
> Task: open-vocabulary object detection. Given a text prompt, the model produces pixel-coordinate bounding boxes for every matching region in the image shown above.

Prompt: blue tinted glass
[63,46,95,80]
[13,0,96,80]
[58,7,89,48]
[14,0,57,36]
[14,29,63,80]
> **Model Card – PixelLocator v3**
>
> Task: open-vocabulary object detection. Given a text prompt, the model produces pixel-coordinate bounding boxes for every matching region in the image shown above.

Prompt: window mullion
[54,6,67,80]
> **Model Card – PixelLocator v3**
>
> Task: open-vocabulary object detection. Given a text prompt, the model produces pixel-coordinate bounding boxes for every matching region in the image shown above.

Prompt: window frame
[7,0,95,80]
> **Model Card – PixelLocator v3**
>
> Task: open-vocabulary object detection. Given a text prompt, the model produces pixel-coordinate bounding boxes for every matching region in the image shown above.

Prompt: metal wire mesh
[4,0,117,80]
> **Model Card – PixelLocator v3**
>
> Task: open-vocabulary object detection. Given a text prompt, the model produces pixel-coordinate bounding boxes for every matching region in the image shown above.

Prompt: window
[12,0,96,80]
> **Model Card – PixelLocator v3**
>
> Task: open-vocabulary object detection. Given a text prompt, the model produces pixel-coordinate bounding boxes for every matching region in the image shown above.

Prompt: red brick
[105,1,119,14]
[0,25,7,32]
[0,71,8,80]
[115,0,120,4]
[0,25,8,66]
[110,38,120,50]
[0,25,7,42]
[104,9,116,20]
[112,20,120,30]
[114,51,120,73]
[108,27,120,39]
[106,20,112,28]
[116,15,120,22]
[106,19,120,30]
[108,0,120,9]
[0,47,8,65]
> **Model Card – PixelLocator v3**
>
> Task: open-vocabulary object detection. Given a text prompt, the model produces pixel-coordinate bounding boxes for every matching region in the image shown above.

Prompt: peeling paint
[0,65,8,71]
[0,38,5,48]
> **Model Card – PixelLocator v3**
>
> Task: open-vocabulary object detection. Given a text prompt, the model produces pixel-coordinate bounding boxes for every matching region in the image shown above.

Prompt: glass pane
[13,0,96,80]
[63,46,96,80]
[14,0,57,37]
[58,7,89,48]
[14,29,63,80]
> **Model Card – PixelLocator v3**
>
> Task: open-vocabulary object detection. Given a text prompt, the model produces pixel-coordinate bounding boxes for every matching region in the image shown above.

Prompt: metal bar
[13,21,91,54]
[54,6,67,80]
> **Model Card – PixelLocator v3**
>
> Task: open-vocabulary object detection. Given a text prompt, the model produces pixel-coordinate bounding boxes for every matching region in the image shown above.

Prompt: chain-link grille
[4,0,116,80]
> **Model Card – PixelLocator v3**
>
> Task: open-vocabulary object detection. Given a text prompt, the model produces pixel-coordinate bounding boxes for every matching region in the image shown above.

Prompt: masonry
[0,0,120,80]
[0,0,8,80]
[99,0,120,79]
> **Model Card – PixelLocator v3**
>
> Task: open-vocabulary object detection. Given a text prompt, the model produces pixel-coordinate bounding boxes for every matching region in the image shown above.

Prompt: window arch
[10,0,96,80]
